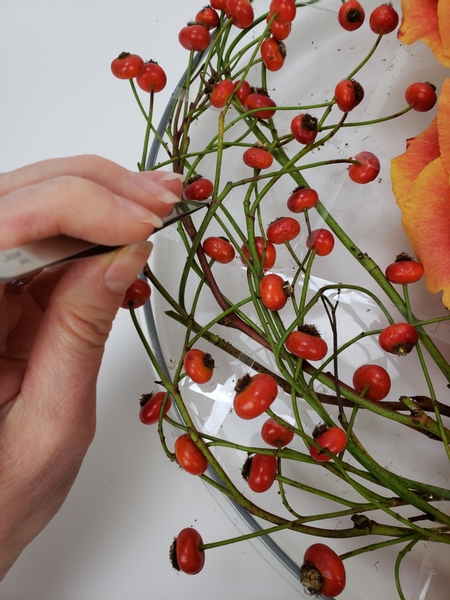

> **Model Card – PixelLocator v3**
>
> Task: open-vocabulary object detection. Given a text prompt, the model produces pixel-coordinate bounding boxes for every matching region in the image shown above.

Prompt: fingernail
[115,195,163,227]
[159,172,185,182]
[158,190,182,204]
[131,174,181,204]
[133,170,184,183]
[104,241,153,296]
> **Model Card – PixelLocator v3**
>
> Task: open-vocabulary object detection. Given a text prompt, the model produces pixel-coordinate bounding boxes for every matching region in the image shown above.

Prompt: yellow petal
[400,157,450,308]
[438,0,450,59]
[398,0,439,45]
[391,119,440,210]
[437,79,450,177]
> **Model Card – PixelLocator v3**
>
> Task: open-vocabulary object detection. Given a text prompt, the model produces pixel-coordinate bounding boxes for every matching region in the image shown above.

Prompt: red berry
[243,454,278,493]
[183,348,215,384]
[369,3,399,34]
[202,237,235,264]
[244,90,277,119]
[405,82,437,112]
[174,434,209,476]
[269,0,297,24]
[260,38,286,72]
[301,543,346,597]
[111,52,144,79]
[287,187,319,212]
[195,5,220,29]
[261,417,294,447]
[243,145,273,169]
[379,323,418,356]
[285,325,328,361]
[178,23,211,51]
[260,273,290,310]
[225,0,254,29]
[306,229,334,256]
[290,113,318,145]
[338,0,365,31]
[352,364,391,401]
[241,237,276,270]
[348,151,380,184]
[121,278,151,309]
[310,426,347,462]
[267,15,292,40]
[385,253,424,284]
[334,79,364,112]
[233,79,251,104]
[183,176,214,201]
[139,391,172,425]
[266,216,300,244]
[234,373,278,419]
[171,528,205,575]
[136,61,167,93]
[210,79,235,108]
[211,0,227,8]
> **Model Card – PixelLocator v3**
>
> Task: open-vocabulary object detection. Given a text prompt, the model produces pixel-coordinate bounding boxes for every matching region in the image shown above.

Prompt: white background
[0,2,300,599]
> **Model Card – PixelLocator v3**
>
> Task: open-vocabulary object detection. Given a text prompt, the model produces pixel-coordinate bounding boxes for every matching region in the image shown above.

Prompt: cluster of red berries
[112,1,439,595]
[338,0,398,34]
[110,53,167,93]
[260,0,297,71]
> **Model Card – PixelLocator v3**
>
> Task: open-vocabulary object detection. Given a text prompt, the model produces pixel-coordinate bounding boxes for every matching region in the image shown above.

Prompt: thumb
[19,241,153,445]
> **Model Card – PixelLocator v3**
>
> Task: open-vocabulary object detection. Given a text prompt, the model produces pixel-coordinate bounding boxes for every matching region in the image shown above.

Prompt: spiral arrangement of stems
[124,1,450,598]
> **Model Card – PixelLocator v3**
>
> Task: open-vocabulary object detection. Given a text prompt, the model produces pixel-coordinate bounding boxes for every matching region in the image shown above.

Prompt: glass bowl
[143,1,450,598]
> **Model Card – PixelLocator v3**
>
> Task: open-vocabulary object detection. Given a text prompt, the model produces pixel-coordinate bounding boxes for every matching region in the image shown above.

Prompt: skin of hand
[0,154,183,579]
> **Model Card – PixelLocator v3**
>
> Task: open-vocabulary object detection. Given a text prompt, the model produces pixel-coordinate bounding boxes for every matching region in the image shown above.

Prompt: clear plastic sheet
[145,1,450,597]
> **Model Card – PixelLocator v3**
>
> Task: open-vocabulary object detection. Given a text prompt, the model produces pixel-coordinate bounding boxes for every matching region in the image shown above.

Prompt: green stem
[394,537,421,600]
[139,90,154,171]
[339,533,418,561]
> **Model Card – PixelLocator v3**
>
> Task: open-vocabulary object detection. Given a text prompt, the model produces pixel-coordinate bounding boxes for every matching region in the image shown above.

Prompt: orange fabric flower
[391,80,450,308]
[398,0,450,66]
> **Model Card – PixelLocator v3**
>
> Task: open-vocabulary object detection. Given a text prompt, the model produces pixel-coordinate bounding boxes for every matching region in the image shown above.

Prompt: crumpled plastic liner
[145,1,450,598]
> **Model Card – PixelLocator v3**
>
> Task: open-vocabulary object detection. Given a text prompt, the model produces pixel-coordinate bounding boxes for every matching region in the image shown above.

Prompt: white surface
[0,1,299,599]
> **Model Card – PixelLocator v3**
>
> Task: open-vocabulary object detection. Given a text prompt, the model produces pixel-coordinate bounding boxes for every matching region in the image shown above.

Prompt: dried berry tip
[139,392,153,407]
[302,114,318,131]
[393,343,415,356]
[282,280,294,298]
[169,538,180,571]
[312,423,329,439]
[394,252,413,262]
[203,353,215,369]
[298,324,321,337]
[299,562,324,596]
[241,454,254,481]
[186,174,204,184]
[234,373,251,393]
[346,8,363,23]
[234,373,252,393]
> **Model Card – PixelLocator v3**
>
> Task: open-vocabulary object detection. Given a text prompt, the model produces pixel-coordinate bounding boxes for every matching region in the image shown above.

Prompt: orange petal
[422,31,450,67]
[398,0,439,45]
[400,157,450,308]
[437,79,450,176]
[438,0,450,59]
[398,0,450,66]
[391,118,440,210]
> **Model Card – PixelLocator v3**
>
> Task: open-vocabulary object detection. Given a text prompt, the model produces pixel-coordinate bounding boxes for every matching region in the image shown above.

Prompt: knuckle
[57,302,113,352]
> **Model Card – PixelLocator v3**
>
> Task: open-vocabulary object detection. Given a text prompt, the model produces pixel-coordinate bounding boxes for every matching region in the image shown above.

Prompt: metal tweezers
[0,200,208,284]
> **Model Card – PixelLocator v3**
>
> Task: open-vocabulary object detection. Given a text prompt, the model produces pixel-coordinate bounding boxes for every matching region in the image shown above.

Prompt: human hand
[0,155,183,578]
